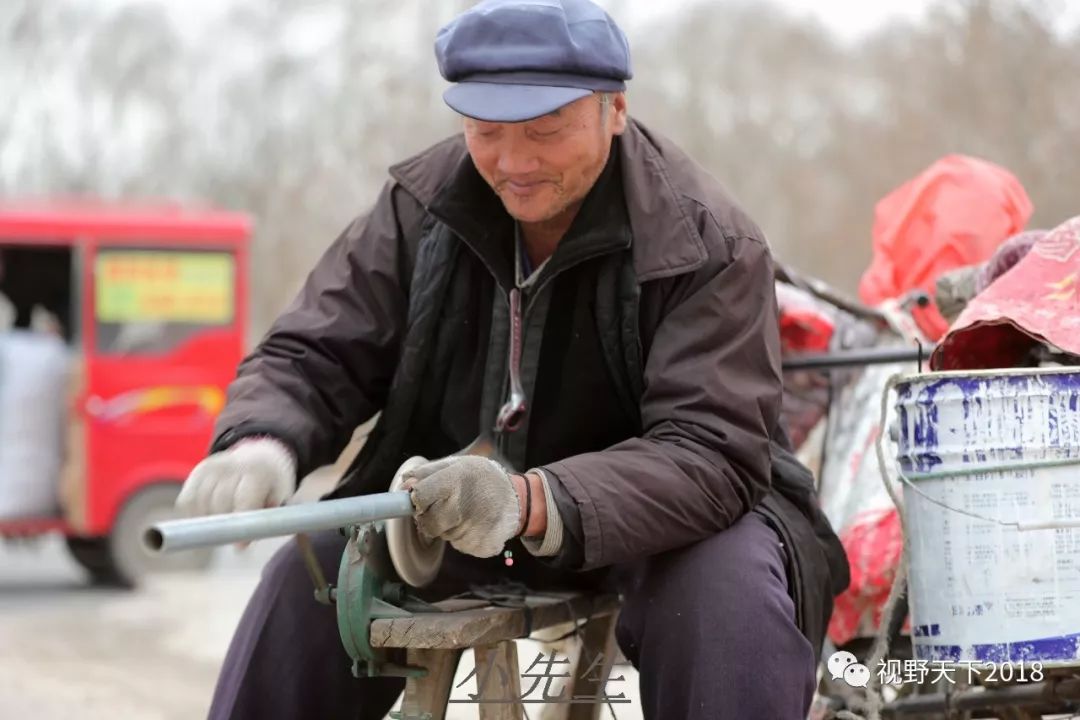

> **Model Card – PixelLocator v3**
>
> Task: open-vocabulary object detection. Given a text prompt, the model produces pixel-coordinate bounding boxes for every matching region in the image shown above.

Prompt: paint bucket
[896,368,1080,665]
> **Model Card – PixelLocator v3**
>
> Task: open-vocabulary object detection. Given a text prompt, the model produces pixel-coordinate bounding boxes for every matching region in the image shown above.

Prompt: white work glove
[403,455,522,558]
[176,438,297,516]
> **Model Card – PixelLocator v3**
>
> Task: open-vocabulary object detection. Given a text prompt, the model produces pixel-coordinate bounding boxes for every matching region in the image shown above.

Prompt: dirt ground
[0,537,641,720]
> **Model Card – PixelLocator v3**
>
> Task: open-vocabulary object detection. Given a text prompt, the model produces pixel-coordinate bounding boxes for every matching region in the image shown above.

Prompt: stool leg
[568,612,620,720]
[400,648,462,720]
[474,641,524,720]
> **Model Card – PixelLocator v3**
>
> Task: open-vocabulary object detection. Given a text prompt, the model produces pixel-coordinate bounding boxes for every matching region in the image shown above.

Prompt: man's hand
[176,438,297,516]
[403,455,526,558]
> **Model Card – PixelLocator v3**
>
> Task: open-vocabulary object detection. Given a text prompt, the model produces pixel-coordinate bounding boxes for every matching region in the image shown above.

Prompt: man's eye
[468,124,500,138]
[530,127,562,138]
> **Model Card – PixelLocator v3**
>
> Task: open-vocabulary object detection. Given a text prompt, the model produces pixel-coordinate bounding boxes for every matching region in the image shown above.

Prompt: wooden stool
[372,592,623,720]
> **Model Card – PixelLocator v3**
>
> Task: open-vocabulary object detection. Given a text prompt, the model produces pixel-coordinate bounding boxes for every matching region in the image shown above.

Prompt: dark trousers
[209,511,816,720]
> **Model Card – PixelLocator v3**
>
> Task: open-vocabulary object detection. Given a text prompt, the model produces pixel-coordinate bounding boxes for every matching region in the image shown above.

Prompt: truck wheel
[65,536,126,587]
[108,484,214,586]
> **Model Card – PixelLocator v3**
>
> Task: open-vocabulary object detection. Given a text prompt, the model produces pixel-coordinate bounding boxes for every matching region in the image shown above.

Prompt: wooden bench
[372,592,624,720]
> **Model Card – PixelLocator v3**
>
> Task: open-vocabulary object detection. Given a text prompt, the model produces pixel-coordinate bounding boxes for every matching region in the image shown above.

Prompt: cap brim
[444,82,592,123]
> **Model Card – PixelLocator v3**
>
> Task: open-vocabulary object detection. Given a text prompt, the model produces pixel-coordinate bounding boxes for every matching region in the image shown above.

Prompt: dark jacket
[211,120,848,658]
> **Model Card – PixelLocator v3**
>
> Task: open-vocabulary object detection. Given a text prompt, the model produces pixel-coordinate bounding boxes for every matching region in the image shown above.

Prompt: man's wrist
[511,472,547,538]
[520,468,565,557]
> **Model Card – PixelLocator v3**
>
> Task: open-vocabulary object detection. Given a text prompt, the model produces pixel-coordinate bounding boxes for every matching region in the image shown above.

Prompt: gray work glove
[403,455,522,558]
[176,437,297,516]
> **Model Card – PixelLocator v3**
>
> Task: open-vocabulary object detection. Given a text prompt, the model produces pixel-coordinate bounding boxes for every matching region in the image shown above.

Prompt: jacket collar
[617,120,708,281]
[388,120,708,283]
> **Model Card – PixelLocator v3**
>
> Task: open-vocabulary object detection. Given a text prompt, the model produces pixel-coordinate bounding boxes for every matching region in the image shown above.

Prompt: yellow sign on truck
[95,251,234,324]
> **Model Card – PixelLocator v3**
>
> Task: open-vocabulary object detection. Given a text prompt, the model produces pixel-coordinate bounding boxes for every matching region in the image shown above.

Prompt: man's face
[463,93,628,224]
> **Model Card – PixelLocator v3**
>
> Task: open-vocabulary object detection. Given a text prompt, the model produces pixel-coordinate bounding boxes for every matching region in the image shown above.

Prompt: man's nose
[495,135,541,176]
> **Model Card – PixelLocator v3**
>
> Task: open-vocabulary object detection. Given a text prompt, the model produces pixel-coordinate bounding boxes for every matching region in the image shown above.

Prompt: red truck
[0,201,251,586]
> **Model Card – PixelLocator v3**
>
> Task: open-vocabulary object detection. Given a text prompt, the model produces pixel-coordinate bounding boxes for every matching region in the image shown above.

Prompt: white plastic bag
[0,330,71,519]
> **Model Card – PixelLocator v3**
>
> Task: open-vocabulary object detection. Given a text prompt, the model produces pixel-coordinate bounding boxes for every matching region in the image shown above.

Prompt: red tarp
[932,215,1080,370]
[858,154,1033,340]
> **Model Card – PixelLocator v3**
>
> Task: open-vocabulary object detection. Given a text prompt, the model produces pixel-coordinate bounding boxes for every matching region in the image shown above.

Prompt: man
[178,1,848,718]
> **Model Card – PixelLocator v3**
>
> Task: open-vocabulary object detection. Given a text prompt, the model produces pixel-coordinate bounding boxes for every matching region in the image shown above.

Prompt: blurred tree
[630,0,858,282]
[631,0,1080,291]
[854,0,1080,235]
[1,0,1077,331]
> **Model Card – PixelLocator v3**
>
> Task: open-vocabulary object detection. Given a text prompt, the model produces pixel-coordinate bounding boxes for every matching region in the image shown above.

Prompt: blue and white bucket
[896,368,1080,665]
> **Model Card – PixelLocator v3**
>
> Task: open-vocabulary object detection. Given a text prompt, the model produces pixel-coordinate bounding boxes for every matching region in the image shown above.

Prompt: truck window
[94,248,235,355]
[0,244,75,343]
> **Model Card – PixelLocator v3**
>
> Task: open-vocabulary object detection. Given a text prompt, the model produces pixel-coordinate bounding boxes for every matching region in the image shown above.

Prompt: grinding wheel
[386,455,445,587]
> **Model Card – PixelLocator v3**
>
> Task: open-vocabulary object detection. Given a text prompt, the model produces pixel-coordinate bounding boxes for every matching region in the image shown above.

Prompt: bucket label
[898,372,1080,664]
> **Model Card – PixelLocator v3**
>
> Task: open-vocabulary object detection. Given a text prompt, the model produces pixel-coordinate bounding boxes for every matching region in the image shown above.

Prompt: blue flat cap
[435,0,632,123]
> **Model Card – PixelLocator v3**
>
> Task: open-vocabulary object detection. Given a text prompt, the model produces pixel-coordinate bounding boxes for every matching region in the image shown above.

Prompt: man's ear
[610,92,629,135]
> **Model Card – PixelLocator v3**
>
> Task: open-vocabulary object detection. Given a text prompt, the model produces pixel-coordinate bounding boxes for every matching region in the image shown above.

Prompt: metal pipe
[145,491,415,553]
[774,262,887,323]
[783,346,935,371]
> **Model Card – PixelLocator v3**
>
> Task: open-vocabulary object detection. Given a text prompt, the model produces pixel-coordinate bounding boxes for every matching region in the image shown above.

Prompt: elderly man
[180,1,848,718]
